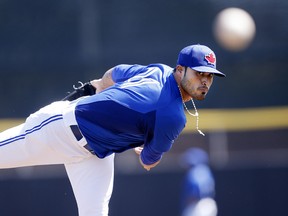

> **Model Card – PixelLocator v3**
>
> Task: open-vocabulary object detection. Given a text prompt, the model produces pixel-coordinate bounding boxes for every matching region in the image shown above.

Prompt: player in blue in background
[0,44,225,216]
[180,147,217,216]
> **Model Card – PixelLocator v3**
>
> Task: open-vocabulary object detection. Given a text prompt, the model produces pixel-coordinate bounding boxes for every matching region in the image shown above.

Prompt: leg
[0,101,89,168]
[0,122,64,168]
[65,154,115,216]
[0,123,34,168]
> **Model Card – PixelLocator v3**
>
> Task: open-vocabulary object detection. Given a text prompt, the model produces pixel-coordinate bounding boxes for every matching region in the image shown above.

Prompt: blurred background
[0,0,287,215]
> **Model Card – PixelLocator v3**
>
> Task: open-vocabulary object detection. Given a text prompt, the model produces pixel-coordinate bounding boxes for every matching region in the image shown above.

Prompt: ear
[173,65,185,84]
[176,65,184,73]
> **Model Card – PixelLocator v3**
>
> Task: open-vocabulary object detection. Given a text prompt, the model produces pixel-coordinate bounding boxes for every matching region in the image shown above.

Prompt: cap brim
[191,66,226,77]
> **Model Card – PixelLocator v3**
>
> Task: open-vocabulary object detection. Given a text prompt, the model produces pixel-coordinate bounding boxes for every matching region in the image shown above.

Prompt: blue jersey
[75,64,186,165]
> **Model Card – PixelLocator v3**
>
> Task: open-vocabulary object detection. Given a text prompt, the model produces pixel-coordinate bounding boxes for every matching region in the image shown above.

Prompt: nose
[202,77,208,86]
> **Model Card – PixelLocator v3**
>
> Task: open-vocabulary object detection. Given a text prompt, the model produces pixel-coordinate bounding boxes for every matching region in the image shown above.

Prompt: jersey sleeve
[112,64,144,83]
[140,108,186,165]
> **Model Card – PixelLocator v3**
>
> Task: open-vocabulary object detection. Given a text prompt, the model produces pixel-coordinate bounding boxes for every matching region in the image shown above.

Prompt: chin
[194,94,206,101]
[196,97,205,101]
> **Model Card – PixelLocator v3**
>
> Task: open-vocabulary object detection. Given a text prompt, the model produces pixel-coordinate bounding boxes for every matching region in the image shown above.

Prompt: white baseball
[213,8,256,51]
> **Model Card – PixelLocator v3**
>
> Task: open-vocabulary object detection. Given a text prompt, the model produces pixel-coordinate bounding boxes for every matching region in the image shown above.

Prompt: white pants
[0,100,114,216]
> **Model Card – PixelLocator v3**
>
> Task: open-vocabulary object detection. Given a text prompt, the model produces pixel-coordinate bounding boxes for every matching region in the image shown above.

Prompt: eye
[198,72,204,76]
[209,73,214,77]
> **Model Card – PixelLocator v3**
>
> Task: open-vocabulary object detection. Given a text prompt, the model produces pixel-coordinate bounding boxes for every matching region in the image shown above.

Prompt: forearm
[90,68,115,93]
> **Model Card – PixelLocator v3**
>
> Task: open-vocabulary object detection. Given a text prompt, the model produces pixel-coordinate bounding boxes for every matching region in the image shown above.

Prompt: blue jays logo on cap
[177,44,226,77]
[205,53,216,65]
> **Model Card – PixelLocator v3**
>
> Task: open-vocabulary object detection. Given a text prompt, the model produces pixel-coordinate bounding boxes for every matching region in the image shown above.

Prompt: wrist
[139,156,160,171]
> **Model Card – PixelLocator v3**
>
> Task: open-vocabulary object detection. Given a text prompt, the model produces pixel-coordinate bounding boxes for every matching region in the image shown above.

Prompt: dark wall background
[0,0,287,117]
[0,0,287,216]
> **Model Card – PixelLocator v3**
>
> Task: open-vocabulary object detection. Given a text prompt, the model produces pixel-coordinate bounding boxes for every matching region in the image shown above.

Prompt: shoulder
[113,64,143,72]
[147,63,173,74]
[112,64,147,82]
[113,63,172,75]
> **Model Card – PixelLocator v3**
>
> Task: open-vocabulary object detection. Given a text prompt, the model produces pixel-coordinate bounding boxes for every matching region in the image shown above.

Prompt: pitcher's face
[180,67,214,101]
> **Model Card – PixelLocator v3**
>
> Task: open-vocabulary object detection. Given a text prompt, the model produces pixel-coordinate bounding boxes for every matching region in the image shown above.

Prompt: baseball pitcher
[0,44,225,216]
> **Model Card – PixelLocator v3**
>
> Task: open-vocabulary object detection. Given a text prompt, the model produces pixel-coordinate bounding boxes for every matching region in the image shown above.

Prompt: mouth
[198,86,208,94]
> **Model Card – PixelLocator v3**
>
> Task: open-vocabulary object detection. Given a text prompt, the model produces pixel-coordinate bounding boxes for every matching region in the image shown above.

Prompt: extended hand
[134,147,160,171]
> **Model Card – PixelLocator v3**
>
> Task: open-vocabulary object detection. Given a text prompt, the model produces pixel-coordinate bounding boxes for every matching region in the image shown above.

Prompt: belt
[70,125,95,155]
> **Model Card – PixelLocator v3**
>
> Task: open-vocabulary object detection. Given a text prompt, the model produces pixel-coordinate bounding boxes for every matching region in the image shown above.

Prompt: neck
[177,85,191,102]
[177,87,205,136]
[173,70,191,102]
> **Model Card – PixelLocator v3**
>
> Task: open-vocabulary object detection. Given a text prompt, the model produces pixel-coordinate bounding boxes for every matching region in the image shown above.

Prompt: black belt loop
[70,125,95,155]
[70,125,83,141]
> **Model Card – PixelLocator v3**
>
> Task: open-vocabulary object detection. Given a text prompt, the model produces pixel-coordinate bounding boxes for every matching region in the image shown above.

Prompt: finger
[134,147,143,155]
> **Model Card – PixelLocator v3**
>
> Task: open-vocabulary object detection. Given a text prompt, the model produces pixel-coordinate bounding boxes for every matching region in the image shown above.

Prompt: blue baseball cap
[177,44,226,77]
